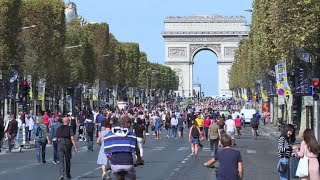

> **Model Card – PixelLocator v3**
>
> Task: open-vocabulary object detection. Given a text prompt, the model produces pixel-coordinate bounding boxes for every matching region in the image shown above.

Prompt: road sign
[277,88,285,96]
[278,96,285,105]
[303,96,313,107]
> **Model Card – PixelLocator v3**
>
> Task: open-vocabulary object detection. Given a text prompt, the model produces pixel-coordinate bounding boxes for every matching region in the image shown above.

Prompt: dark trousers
[58,144,72,177]
[179,127,184,138]
[53,140,59,162]
[86,133,94,150]
[209,138,219,156]
[36,138,47,162]
[8,134,16,151]
[204,127,209,140]
[145,123,149,133]
[25,127,30,142]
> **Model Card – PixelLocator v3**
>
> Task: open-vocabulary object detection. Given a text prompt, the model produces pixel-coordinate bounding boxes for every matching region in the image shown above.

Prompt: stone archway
[162,15,248,97]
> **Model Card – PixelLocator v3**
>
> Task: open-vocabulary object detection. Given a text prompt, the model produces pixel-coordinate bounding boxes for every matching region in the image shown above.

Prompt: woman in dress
[97,123,112,180]
[293,129,320,180]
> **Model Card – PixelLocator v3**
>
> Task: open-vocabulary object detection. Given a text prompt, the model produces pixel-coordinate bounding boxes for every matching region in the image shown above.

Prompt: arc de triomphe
[162,15,248,97]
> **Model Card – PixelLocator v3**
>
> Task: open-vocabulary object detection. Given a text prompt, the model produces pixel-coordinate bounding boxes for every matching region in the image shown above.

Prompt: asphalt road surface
[0,125,280,180]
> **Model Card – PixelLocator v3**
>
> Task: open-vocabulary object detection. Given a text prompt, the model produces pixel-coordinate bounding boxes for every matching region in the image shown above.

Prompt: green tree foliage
[121,42,140,88]
[0,0,22,78]
[20,0,66,98]
[229,0,320,90]
[84,23,110,82]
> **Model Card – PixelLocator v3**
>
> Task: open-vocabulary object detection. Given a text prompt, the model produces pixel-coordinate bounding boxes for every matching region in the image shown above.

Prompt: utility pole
[312,78,320,141]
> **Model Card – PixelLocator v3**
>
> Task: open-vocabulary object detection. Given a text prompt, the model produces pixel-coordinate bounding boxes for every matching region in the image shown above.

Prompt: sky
[67,0,253,96]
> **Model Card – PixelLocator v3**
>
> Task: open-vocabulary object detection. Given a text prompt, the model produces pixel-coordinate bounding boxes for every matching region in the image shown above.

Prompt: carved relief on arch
[173,68,184,87]
[189,44,221,60]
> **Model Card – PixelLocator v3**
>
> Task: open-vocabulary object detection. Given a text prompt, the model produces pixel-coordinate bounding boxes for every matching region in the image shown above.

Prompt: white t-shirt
[225,119,235,132]
[161,113,166,121]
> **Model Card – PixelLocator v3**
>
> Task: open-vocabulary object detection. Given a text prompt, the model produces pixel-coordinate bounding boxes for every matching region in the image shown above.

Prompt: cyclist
[104,115,143,180]
[250,114,259,136]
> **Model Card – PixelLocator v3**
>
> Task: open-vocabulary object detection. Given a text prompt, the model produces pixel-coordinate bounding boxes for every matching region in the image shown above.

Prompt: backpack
[35,124,46,138]
[191,126,199,138]
[87,122,94,134]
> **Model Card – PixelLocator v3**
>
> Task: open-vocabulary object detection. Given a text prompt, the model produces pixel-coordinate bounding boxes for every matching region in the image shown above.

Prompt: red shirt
[235,118,241,127]
[43,114,49,125]
[204,119,211,128]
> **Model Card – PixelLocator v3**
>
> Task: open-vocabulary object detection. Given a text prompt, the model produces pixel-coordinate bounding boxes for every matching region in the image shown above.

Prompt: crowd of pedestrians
[1,95,320,180]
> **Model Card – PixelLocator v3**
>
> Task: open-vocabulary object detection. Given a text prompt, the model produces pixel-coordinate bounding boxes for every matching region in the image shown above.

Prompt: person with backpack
[50,116,62,164]
[189,121,201,157]
[33,117,51,165]
[85,116,95,151]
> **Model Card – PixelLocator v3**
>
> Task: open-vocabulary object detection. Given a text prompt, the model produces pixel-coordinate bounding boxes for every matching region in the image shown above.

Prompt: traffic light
[312,78,320,100]
[22,80,30,97]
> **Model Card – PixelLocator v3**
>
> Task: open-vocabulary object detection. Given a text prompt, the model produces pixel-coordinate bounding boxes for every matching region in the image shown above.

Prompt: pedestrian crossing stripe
[202,148,210,152]
[152,147,165,151]
[177,147,189,151]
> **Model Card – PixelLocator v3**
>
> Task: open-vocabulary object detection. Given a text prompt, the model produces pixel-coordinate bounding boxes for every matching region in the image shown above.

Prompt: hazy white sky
[67,0,253,96]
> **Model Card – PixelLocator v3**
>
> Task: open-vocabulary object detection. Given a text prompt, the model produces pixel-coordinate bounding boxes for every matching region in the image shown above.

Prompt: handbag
[278,159,288,173]
[296,145,309,177]
[151,125,155,131]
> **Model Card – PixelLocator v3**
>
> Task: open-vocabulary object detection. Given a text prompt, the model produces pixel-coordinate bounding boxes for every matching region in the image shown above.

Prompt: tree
[0,0,23,92]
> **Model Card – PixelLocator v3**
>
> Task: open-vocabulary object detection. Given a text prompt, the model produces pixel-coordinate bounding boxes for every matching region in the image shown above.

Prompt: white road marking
[72,167,101,180]
[247,150,257,154]
[152,146,165,151]
[177,147,189,151]
[202,147,211,152]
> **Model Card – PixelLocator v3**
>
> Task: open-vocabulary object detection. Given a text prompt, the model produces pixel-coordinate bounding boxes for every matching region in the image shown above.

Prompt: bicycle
[115,161,143,180]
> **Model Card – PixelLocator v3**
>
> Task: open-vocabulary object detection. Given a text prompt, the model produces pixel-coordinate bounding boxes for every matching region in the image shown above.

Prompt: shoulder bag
[295,145,309,177]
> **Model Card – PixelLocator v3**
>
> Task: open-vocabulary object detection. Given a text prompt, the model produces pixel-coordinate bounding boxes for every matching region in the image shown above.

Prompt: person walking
[204,134,244,180]
[5,115,18,153]
[56,117,78,180]
[277,125,294,180]
[195,114,204,148]
[293,129,320,180]
[50,116,62,164]
[154,112,162,139]
[204,115,211,140]
[171,115,178,139]
[177,114,184,139]
[33,117,50,165]
[208,120,219,157]
[24,114,31,143]
[133,118,146,160]
[189,121,201,157]
[165,112,171,138]
[97,123,112,180]
[225,115,236,146]
[235,115,242,136]
[85,116,95,151]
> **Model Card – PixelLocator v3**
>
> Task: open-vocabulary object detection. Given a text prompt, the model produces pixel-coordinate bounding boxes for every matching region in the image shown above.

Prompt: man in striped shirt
[104,115,142,180]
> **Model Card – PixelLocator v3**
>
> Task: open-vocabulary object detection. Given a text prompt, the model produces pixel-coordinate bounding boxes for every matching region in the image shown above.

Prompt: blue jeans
[86,133,93,150]
[166,128,171,137]
[171,126,177,138]
[277,158,290,180]
[36,138,47,163]
[15,128,21,148]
